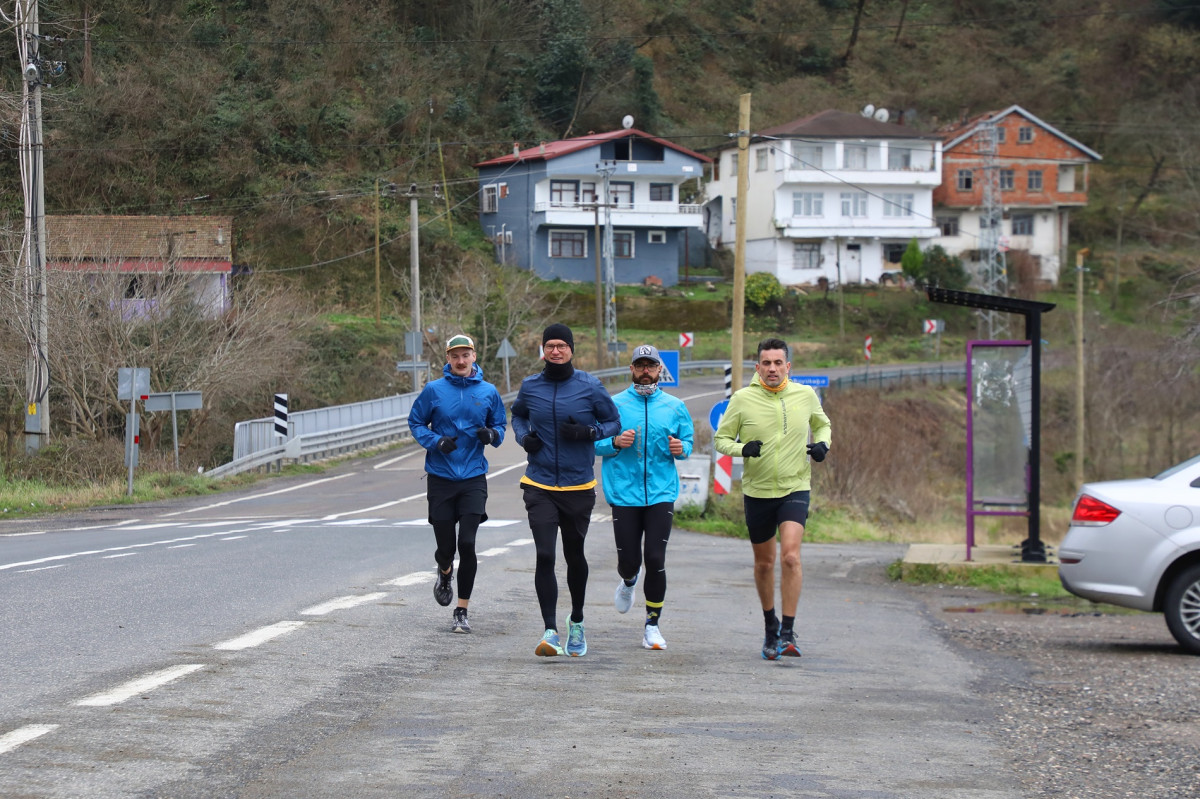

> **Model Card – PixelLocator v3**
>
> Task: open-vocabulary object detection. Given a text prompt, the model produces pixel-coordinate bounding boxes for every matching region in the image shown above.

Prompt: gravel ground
[899,583,1200,799]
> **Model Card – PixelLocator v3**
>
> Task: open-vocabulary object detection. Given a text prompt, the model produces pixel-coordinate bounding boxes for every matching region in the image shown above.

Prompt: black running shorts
[743,490,810,545]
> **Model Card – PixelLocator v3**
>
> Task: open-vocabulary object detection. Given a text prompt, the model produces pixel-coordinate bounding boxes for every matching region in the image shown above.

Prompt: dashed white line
[325,519,384,526]
[214,621,306,651]
[0,724,59,754]
[478,547,510,557]
[168,544,196,549]
[300,592,388,616]
[102,553,138,559]
[381,571,433,587]
[16,565,64,573]
[479,519,520,527]
[220,536,248,541]
[120,522,186,531]
[161,474,355,517]
[75,664,205,707]
[507,538,534,547]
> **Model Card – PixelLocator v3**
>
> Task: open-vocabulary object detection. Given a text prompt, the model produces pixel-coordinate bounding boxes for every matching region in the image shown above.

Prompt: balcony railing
[534,201,703,214]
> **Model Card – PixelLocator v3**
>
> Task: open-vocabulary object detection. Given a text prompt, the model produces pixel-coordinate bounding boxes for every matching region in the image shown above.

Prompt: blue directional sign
[791,375,830,387]
[708,399,729,432]
[658,350,680,387]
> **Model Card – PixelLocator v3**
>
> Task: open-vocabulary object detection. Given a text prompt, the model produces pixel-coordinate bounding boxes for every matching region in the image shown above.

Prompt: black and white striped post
[274,393,288,438]
[724,365,732,398]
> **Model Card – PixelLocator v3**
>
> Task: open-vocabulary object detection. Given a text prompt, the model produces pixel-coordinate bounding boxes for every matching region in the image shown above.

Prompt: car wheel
[1163,563,1200,655]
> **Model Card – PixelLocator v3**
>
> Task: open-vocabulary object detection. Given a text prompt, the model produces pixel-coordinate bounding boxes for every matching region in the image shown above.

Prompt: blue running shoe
[566,620,587,657]
[535,629,563,657]
[762,626,780,660]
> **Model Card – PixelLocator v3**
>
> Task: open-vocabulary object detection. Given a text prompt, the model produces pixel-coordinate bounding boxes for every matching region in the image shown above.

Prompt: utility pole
[17,0,51,453]
[731,93,751,391]
[1075,247,1089,488]
[598,161,618,358]
[375,179,381,327]
[593,199,604,370]
[978,115,1009,339]
[409,183,422,387]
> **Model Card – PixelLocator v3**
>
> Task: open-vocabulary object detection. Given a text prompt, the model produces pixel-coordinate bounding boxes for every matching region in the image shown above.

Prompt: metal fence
[205,360,965,480]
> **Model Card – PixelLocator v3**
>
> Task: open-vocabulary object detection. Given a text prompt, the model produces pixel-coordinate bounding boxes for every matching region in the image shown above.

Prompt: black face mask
[543,359,575,381]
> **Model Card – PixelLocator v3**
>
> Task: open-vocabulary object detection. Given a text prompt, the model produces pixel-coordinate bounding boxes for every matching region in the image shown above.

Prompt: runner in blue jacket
[511,323,621,657]
[595,344,694,650]
[408,334,507,633]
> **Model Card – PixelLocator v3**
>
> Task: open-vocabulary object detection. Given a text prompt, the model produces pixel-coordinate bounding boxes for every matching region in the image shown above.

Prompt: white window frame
[796,145,823,170]
[481,185,498,213]
[755,147,768,172]
[647,230,667,244]
[793,241,821,270]
[840,191,868,217]
[999,169,1015,191]
[792,191,824,217]
[882,193,914,217]
[549,230,587,258]
[887,147,912,170]
[613,230,635,259]
[609,181,634,208]
[843,145,868,170]
[580,182,597,205]
[550,180,578,207]
[1018,126,1034,143]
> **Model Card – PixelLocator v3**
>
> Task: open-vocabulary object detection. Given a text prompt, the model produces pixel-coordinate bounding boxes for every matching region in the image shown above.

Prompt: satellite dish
[621,115,634,129]
[873,108,890,123]
[861,104,875,118]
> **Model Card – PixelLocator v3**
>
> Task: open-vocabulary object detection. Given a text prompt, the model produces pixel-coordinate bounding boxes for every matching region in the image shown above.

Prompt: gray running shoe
[452,607,471,634]
[614,575,637,613]
[434,567,453,607]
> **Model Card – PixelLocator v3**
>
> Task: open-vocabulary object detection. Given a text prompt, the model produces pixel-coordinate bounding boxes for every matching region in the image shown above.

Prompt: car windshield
[1155,453,1200,480]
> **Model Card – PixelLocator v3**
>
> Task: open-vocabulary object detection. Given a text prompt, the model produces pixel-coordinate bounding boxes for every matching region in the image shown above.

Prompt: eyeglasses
[632,362,659,371]
[544,343,570,351]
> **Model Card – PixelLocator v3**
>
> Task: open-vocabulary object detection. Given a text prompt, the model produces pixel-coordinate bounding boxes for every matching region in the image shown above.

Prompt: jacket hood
[442,363,484,385]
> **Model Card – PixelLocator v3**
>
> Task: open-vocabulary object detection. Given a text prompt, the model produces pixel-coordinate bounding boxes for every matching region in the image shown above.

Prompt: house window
[609,182,633,207]
[614,231,634,258]
[481,185,498,213]
[995,127,1006,144]
[796,145,823,169]
[937,216,960,236]
[649,183,673,202]
[550,180,578,206]
[999,169,1015,191]
[882,193,914,217]
[794,242,821,269]
[1027,170,1043,192]
[755,148,768,171]
[792,191,824,217]
[1059,165,1077,192]
[580,182,597,205]
[888,147,912,170]
[550,230,587,258]
[648,230,666,244]
[883,243,906,264]
[1011,214,1034,236]
[956,169,973,191]
[843,145,868,169]
[730,152,738,174]
[1018,126,1034,143]
[840,192,868,217]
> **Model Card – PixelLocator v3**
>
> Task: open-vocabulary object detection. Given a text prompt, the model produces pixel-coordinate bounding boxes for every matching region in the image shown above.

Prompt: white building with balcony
[704,109,944,285]
[475,129,710,286]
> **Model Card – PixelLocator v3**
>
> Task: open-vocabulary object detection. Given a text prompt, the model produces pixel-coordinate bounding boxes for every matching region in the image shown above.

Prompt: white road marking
[220,536,248,541]
[394,519,429,526]
[479,519,520,527]
[373,449,424,469]
[590,513,613,523]
[252,519,320,528]
[121,522,186,531]
[188,520,256,528]
[214,621,306,651]
[75,664,205,707]
[16,565,64,573]
[478,547,509,557]
[507,538,533,547]
[325,519,384,526]
[0,529,248,571]
[168,544,195,549]
[381,571,433,587]
[102,553,138,559]
[161,474,355,517]
[0,531,47,538]
[678,388,730,401]
[0,724,59,754]
[300,592,389,616]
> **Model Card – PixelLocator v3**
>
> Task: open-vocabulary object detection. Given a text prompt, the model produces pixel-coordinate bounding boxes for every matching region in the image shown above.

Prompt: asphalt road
[0,371,1028,797]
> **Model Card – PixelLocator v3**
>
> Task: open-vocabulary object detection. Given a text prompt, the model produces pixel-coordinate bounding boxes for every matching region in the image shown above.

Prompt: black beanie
[542,323,574,351]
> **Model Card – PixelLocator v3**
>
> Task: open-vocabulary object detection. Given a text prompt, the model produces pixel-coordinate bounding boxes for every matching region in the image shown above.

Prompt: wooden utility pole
[594,202,604,370]
[374,179,381,327]
[1075,248,1089,488]
[731,93,751,391]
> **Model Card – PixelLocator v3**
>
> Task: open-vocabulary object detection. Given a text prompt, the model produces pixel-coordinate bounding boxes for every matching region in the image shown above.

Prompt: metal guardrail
[205,360,965,479]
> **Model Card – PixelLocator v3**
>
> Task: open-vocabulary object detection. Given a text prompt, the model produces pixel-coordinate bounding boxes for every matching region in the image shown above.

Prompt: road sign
[864,336,873,361]
[713,454,733,495]
[708,399,729,432]
[496,338,518,359]
[118,368,151,401]
[924,319,944,335]
[790,375,830,387]
[144,391,203,412]
[679,332,694,348]
[274,394,288,437]
[658,350,680,387]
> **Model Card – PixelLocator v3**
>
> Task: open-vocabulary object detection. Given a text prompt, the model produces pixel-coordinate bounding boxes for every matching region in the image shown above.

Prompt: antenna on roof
[621,115,634,130]
[861,104,875,118]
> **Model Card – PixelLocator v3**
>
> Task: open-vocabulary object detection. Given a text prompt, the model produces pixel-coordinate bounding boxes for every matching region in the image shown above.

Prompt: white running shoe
[643,624,667,650]
[614,576,637,614]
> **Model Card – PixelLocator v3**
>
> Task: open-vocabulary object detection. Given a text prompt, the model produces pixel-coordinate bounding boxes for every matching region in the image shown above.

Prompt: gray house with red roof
[475,129,710,286]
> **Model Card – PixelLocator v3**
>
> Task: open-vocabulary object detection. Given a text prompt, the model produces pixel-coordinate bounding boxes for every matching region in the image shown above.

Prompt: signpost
[679,332,693,360]
[496,337,518,393]
[145,391,203,469]
[118,368,151,496]
[923,319,945,358]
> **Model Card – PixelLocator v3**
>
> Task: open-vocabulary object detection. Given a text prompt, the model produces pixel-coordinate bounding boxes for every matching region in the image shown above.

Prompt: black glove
[436,436,458,454]
[521,431,544,454]
[807,442,828,462]
[475,427,497,445]
[559,416,596,442]
[741,440,763,458]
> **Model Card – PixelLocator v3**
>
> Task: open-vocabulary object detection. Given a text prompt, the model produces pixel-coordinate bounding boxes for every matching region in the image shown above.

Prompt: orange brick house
[46,215,234,317]
[932,105,1101,285]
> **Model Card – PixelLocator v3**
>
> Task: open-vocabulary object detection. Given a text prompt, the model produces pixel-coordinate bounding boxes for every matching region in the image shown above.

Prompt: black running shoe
[778,628,801,657]
[762,626,780,660]
[452,607,471,634]
[434,567,454,606]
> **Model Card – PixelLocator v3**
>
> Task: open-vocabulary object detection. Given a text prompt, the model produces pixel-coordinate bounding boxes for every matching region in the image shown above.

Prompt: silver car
[1059,453,1200,654]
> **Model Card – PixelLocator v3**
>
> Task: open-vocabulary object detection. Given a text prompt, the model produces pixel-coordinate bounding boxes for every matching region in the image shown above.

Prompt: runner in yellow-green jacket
[715,337,832,661]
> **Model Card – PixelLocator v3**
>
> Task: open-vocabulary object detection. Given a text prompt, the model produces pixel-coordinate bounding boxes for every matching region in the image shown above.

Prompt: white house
[704,109,943,285]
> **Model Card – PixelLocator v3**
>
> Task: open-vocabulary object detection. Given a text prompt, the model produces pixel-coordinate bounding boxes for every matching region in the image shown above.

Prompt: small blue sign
[658,350,680,388]
[708,399,729,432]
[791,375,830,387]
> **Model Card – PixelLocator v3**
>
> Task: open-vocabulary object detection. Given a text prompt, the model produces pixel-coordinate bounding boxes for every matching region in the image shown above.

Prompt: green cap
[445,334,475,352]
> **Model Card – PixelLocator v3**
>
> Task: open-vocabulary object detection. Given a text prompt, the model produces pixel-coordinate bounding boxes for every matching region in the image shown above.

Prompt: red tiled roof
[475,128,711,167]
[46,215,234,263]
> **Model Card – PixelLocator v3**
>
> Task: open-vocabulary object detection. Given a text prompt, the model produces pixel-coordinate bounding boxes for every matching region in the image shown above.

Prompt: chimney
[539,142,546,155]
[513,142,520,156]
